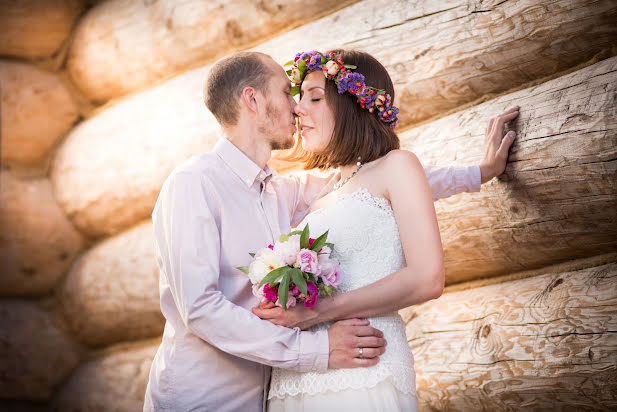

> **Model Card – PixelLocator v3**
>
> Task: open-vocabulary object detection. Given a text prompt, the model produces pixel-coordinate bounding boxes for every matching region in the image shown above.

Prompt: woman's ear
[240,86,260,115]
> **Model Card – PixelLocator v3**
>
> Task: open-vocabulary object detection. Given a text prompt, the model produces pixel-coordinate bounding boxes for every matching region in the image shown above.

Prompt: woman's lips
[300,125,313,136]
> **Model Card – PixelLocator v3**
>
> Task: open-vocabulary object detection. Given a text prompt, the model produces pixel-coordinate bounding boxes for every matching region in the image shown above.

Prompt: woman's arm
[253,150,445,329]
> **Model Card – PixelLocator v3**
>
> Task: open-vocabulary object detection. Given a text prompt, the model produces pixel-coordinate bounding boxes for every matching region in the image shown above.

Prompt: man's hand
[252,301,319,330]
[479,106,520,183]
[327,319,386,369]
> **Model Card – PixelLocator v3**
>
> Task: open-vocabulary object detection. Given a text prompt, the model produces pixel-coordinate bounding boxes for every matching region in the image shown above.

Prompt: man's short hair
[204,52,274,127]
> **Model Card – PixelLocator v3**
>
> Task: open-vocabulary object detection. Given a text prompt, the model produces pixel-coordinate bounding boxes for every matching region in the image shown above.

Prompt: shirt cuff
[298,329,329,373]
[455,165,481,193]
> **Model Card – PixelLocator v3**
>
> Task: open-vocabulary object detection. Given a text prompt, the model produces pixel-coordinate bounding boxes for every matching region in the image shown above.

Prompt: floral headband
[285,51,399,129]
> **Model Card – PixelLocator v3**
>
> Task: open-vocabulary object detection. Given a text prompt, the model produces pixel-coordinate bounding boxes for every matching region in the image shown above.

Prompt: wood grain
[400,262,617,411]
[400,55,617,284]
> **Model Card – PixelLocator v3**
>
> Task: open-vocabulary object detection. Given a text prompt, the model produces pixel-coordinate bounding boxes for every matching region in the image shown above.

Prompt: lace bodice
[268,188,416,399]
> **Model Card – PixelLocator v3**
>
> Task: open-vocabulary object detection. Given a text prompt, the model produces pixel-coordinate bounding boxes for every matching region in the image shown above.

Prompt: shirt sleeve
[152,170,329,373]
[423,165,481,200]
[280,171,339,227]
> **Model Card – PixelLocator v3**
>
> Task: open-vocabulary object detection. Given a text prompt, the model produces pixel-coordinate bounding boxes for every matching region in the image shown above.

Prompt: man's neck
[224,129,271,170]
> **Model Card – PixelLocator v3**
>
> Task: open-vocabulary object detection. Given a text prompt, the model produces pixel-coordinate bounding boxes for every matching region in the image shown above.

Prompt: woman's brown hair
[286,49,400,169]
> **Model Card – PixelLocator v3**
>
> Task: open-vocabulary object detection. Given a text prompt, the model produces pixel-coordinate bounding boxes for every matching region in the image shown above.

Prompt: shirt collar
[214,138,273,188]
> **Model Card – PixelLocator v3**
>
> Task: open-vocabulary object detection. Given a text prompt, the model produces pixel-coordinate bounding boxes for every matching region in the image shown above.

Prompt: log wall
[400,258,617,411]
[400,56,617,284]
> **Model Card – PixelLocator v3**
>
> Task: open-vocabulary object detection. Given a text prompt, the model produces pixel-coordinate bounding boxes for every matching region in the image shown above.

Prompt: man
[144,52,518,411]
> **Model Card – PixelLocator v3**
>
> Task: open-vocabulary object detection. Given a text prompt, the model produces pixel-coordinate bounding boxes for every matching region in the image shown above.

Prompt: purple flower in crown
[286,50,400,128]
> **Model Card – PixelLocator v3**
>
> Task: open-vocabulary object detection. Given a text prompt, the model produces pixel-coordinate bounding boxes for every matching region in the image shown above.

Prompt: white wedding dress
[268,188,418,411]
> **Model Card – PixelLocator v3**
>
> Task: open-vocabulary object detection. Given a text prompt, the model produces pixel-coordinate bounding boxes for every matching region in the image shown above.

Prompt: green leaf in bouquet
[278,271,291,310]
[236,266,249,274]
[258,266,290,289]
[310,230,328,252]
[306,272,316,283]
[300,224,310,249]
[289,230,303,236]
[249,252,255,258]
[324,242,335,252]
[279,233,290,243]
[324,285,335,296]
[291,268,307,296]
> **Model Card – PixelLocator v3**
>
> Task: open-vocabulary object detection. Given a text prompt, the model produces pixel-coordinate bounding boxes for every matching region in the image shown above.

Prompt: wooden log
[0,172,85,297]
[399,55,617,284]
[52,340,159,411]
[60,221,164,346]
[0,300,83,402]
[67,0,356,103]
[51,0,617,237]
[400,261,617,411]
[50,65,216,237]
[0,61,79,167]
[0,0,86,59]
[253,0,617,127]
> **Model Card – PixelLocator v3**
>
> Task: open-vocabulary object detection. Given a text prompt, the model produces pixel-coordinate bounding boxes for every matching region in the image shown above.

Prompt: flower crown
[285,51,400,129]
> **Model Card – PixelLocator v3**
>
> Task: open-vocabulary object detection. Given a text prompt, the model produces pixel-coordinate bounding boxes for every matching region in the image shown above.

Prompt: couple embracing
[144,49,519,411]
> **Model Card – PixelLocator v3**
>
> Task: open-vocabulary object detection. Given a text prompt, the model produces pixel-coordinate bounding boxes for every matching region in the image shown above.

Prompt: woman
[253,49,518,411]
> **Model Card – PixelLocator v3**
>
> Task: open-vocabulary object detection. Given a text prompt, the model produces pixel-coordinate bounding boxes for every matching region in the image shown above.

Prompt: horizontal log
[0,0,86,59]
[60,221,164,346]
[400,56,617,284]
[67,0,356,103]
[0,300,83,401]
[52,340,158,411]
[51,0,617,237]
[0,61,79,167]
[400,261,617,411]
[0,172,85,297]
[254,0,617,127]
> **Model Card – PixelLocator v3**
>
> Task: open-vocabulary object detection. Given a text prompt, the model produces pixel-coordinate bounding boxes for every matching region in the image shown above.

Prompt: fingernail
[508,131,516,137]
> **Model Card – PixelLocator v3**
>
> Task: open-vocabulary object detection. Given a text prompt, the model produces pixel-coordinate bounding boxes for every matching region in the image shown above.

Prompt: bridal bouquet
[238,225,341,310]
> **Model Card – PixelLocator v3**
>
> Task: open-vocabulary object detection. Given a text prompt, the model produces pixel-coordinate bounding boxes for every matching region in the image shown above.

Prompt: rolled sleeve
[424,165,482,200]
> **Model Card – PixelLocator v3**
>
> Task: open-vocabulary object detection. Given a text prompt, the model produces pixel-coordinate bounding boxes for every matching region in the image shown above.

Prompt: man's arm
[153,171,384,372]
[423,106,519,200]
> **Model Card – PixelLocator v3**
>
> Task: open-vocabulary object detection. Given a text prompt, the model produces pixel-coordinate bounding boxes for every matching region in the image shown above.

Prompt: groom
[144,52,517,412]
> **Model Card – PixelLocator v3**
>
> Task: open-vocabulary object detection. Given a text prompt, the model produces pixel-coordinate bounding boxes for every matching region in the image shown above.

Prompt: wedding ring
[358,347,364,359]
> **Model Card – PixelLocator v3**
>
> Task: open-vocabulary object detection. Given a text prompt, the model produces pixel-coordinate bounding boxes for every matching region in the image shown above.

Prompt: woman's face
[294,71,335,154]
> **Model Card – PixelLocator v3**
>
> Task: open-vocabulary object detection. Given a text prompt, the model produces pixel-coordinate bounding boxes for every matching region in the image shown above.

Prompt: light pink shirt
[144,138,480,412]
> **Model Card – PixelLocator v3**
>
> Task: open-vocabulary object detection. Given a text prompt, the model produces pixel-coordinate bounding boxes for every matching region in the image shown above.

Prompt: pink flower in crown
[304,282,319,308]
[318,255,341,287]
[295,248,319,274]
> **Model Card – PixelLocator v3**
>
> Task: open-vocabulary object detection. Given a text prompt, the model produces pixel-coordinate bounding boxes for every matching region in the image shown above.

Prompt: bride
[253,49,519,411]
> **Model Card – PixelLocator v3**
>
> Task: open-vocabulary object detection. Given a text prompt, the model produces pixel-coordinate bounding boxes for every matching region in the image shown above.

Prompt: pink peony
[295,249,319,274]
[273,235,300,266]
[318,255,341,287]
[252,283,264,300]
[263,283,278,303]
[303,282,319,308]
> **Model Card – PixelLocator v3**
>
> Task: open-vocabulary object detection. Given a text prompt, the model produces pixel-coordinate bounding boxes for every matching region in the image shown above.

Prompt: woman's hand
[252,301,320,330]
[479,106,520,183]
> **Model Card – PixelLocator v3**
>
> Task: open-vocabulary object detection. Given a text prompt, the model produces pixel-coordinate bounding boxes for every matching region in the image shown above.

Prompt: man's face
[256,59,298,150]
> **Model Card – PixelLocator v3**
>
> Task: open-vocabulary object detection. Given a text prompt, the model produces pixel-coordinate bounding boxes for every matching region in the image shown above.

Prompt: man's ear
[240,86,260,116]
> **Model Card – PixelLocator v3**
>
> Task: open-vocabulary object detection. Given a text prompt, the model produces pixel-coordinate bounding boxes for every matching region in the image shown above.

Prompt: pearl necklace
[333,159,363,191]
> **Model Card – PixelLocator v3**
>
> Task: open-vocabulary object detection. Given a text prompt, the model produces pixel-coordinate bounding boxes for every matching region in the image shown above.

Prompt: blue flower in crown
[285,51,400,129]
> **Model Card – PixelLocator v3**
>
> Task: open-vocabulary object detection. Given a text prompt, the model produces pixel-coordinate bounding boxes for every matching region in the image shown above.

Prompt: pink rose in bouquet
[238,225,342,310]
